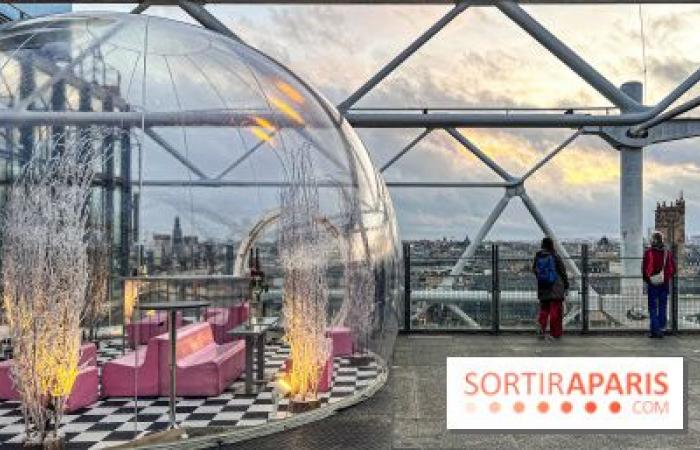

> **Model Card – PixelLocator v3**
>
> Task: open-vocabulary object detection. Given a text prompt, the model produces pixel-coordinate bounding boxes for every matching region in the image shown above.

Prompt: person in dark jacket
[642,231,676,338]
[532,237,569,339]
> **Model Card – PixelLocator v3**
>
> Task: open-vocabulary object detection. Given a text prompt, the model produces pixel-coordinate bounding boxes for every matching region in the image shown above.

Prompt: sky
[73,3,700,242]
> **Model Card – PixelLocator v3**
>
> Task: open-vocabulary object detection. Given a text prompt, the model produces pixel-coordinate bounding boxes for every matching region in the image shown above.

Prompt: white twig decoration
[83,225,112,341]
[278,143,330,401]
[2,131,99,444]
[333,192,375,354]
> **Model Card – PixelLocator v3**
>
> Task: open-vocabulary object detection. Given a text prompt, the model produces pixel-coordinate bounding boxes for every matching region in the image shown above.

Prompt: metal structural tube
[135,179,513,188]
[380,128,431,172]
[632,95,700,135]
[403,241,411,332]
[345,111,653,128]
[144,128,209,179]
[0,109,686,129]
[445,127,513,181]
[443,192,513,286]
[618,81,644,295]
[177,0,242,41]
[131,2,151,13]
[519,190,582,279]
[338,1,470,110]
[520,128,581,181]
[497,1,642,112]
[0,110,295,127]
[215,135,273,179]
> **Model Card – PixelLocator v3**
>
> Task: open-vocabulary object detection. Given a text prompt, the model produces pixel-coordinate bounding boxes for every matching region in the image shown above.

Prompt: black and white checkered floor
[0,339,380,449]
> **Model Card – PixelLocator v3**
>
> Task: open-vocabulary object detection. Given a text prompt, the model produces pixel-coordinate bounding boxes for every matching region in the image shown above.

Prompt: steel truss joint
[585,119,700,147]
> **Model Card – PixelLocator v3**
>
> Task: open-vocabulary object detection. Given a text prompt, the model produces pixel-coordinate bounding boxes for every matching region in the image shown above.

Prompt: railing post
[403,241,411,332]
[491,244,500,333]
[672,243,679,334]
[581,244,589,334]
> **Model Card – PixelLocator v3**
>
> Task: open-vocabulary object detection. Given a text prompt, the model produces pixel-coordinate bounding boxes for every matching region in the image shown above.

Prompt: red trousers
[538,300,563,337]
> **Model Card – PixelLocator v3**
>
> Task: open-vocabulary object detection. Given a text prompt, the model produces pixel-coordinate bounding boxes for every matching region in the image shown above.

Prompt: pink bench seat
[0,343,99,412]
[102,338,160,397]
[325,326,353,357]
[126,310,185,347]
[204,303,249,344]
[155,322,245,397]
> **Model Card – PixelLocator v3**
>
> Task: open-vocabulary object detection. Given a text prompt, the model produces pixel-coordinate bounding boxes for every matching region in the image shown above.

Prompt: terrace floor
[0,338,381,449]
[230,333,700,449]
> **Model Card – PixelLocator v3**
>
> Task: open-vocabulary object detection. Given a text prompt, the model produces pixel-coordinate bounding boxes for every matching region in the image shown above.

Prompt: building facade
[655,194,686,265]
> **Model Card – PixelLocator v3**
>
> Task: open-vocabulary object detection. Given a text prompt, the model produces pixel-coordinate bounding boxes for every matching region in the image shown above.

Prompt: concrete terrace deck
[229,334,700,449]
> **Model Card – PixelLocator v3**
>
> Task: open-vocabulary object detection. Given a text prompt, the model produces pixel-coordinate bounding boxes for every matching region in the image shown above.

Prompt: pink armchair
[0,343,99,412]
[155,322,246,397]
[101,337,160,397]
[204,303,249,344]
[325,326,353,357]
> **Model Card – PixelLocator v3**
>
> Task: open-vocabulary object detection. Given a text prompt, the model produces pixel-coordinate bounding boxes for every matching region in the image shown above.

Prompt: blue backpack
[536,254,558,285]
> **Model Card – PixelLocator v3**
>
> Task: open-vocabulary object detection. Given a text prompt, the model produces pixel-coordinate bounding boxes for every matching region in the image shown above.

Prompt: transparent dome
[0,12,402,361]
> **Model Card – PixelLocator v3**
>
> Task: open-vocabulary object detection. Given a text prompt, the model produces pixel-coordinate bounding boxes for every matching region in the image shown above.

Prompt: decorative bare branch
[333,189,375,354]
[278,142,330,401]
[1,129,101,444]
[83,224,112,341]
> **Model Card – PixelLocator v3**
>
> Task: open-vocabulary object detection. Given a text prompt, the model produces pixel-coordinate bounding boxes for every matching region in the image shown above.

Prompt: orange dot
[609,401,621,414]
[513,401,525,413]
[561,401,572,414]
[489,402,501,413]
[585,401,597,414]
[537,401,549,413]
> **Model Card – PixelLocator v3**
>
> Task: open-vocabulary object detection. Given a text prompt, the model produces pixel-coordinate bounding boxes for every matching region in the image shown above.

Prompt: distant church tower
[172,216,184,262]
[655,193,685,265]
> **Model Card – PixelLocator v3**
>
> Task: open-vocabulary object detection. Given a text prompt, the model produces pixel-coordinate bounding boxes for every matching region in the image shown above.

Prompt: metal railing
[402,242,697,333]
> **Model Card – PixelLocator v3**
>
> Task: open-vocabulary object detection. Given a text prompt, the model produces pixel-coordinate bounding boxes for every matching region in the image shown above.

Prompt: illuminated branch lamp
[277,144,331,413]
[333,209,377,367]
[2,134,99,447]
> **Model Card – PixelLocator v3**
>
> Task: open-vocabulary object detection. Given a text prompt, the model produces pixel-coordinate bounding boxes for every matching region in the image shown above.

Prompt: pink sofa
[204,303,249,344]
[155,322,245,397]
[326,326,353,357]
[126,310,185,347]
[0,343,99,412]
[102,338,161,397]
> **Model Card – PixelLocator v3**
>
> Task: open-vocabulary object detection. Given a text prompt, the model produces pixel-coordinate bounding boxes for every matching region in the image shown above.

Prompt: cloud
[71,5,700,241]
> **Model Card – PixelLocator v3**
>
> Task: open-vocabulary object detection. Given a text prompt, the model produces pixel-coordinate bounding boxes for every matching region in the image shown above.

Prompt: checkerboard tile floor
[0,339,380,449]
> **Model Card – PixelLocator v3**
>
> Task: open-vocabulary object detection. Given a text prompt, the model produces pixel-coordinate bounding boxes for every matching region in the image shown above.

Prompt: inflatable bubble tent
[0,12,402,361]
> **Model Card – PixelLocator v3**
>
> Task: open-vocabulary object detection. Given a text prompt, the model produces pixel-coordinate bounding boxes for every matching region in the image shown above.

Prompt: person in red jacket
[641,231,676,338]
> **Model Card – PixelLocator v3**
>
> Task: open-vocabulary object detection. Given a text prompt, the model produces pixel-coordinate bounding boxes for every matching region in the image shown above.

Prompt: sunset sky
[76,3,700,241]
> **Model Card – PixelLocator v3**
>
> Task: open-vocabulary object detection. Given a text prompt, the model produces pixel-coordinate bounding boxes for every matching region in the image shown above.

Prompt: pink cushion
[0,343,99,410]
[174,340,246,397]
[0,360,14,400]
[102,338,160,397]
[155,322,246,397]
[126,311,184,347]
[79,342,97,367]
[64,366,100,412]
[204,304,249,344]
[326,326,353,357]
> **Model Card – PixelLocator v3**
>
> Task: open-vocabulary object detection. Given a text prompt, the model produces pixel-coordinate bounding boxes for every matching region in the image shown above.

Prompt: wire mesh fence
[404,243,700,333]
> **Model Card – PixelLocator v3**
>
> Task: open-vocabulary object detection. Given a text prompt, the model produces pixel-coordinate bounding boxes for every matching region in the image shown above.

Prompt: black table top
[137,301,211,310]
